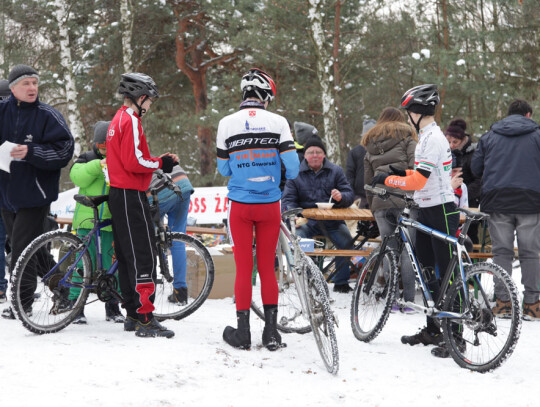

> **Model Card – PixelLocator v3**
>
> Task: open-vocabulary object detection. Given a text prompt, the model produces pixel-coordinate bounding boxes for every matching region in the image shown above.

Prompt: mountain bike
[10,172,214,334]
[251,208,339,374]
[350,185,521,373]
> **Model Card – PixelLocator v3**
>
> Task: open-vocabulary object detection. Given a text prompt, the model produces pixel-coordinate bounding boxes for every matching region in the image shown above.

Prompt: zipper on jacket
[35,178,46,199]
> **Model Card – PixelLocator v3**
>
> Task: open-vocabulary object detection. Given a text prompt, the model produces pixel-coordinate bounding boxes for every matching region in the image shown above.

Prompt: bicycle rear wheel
[350,248,398,342]
[302,255,339,375]
[11,230,93,334]
[441,262,521,373]
[153,232,214,321]
[251,231,311,334]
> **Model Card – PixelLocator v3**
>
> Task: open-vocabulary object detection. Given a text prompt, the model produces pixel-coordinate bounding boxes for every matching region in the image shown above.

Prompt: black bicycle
[350,185,521,372]
[11,172,214,334]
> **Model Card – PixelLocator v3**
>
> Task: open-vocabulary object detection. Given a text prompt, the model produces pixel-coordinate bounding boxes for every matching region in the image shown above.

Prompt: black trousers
[416,202,459,332]
[1,206,50,304]
[108,187,157,322]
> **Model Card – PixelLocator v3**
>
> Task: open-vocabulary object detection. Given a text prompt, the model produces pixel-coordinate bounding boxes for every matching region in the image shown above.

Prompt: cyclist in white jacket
[371,84,460,359]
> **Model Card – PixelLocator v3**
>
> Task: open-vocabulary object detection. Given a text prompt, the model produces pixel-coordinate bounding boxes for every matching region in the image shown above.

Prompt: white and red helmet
[241,68,276,102]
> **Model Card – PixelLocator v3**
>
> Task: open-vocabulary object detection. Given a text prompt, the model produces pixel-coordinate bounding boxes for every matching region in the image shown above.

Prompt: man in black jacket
[472,99,540,320]
[0,64,74,318]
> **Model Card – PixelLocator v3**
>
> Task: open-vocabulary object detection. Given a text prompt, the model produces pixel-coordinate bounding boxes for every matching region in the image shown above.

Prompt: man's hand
[371,172,389,187]
[389,165,406,177]
[451,172,463,189]
[330,189,342,202]
[11,144,28,160]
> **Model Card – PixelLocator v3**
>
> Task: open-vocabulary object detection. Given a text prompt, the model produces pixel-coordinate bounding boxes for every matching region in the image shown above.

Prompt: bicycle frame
[366,206,485,322]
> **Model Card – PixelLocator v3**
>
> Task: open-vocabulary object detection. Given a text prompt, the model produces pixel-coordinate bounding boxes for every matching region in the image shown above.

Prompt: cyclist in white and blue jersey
[217,68,299,352]
[371,84,460,358]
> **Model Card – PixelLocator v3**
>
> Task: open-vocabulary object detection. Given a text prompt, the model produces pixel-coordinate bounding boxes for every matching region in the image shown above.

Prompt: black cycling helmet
[401,84,439,132]
[118,72,159,99]
[241,68,276,103]
[401,84,439,111]
[0,79,10,100]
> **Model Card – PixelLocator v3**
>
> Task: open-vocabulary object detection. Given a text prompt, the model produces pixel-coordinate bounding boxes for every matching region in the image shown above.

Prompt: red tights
[228,201,281,310]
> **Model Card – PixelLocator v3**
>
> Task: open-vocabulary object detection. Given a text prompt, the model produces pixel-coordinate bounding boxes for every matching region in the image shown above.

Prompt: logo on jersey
[107,129,115,141]
[249,110,256,117]
[244,120,266,132]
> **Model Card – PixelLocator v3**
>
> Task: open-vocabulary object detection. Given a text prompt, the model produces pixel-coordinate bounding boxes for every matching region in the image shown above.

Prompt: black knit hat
[8,64,39,88]
[0,80,10,100]
[93,121,110,148]
[303,136,326,155]
[445,118,467,140]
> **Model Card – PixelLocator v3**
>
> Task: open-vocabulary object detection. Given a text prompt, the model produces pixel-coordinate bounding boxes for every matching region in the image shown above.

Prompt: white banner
[50,186,230,225]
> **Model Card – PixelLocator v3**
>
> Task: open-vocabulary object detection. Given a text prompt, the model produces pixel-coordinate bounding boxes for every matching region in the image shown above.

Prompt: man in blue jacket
[282,137,355,293]
[472,99,540,321]
[0,64,74,319]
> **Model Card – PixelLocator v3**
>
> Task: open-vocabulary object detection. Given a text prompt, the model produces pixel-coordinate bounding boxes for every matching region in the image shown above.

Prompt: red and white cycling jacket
[106,106,162,191]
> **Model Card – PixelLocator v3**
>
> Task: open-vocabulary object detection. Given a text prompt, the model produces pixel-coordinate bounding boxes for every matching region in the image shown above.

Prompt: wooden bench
[304,248,374,257]
[186,226,228,236]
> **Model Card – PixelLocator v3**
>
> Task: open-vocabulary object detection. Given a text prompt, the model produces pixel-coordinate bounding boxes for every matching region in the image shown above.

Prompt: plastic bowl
[316,202,334,209]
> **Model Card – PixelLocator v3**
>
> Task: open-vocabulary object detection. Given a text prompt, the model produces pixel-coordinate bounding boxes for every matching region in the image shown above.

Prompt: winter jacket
[363,121,417,212]
[456,136,482,207]
[0,95,74,211]
[345,145,367,201]
[107,106,163,192]
[70,148,111,231]
[471,114,540,213]
[282,158,354,229]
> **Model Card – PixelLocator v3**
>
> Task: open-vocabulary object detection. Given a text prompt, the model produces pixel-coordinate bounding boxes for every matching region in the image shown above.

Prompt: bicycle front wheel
[441,262,521,373]
[350,249,398,342]
[11,230,93,334]
[251,231,311,334]
[302,255,339,375]
[153,232,214,321]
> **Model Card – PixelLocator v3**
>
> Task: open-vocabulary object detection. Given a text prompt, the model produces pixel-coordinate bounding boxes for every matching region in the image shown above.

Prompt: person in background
[346,118,376,209]
[68,121,124,324]
[282,137,355,293]
[451,149,468,209]
[363,107,418,314]
[107,72,178,338]
[444,118,481,243]
[293,121,319,163]
[0,80,10,303]
[472,98,540,321]
[0,65,74,319]
[146,164,194,304]
[217,67,299,351]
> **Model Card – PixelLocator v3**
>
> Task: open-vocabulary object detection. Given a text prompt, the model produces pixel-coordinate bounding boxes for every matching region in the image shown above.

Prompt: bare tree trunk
[120,0,133,72]
[169,0,238,182]
[333,0,347,162]
[307,0,341,166]
[52,0,83,158]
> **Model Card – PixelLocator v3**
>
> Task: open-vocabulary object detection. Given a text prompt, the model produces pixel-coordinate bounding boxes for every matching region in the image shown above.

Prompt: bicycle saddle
[282,208,304,219]
[459,207,488,221]
[74,194,109,208]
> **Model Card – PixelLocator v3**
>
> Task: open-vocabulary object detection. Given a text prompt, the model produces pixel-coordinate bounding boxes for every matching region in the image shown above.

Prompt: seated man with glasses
[282,137,355,293]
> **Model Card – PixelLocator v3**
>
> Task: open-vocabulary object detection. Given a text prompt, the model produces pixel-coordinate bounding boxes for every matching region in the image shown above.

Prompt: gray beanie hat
[0,80,10,100]
[8,64,39,88]
[362,119,376,136]
[294,121,318,145]
[93,121,110,147]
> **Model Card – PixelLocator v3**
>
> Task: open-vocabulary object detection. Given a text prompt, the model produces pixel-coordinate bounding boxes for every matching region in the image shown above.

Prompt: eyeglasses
[305,150,324,156]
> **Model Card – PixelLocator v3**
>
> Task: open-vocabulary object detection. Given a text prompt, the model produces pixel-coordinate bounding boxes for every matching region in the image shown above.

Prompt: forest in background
[0,0,538,189]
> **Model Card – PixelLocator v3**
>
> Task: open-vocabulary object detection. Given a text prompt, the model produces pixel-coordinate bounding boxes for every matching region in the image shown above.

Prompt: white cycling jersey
[413,122,454,208]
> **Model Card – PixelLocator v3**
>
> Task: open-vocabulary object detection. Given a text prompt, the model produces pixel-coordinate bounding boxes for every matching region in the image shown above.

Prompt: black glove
[371,172,389,187]
[389,165,407,177]
[160,155,175,173]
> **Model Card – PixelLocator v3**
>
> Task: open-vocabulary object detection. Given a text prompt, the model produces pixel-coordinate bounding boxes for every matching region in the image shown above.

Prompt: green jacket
[70,150,111,231]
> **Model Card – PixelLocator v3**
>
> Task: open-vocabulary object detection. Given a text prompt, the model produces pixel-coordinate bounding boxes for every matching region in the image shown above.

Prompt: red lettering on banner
[188,200,193,213]
[223,197,229,212]
[201,197,207,213]
[215,196,222,213]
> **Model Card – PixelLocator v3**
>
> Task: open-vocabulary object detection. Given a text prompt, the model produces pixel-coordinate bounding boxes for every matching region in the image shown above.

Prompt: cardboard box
[187,249,236,299]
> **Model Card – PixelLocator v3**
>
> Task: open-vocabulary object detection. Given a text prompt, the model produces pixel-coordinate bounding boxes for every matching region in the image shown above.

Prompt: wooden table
[302,207,374,221]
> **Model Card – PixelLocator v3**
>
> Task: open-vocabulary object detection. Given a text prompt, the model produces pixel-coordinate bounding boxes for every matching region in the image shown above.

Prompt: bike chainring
[96,274,118,302]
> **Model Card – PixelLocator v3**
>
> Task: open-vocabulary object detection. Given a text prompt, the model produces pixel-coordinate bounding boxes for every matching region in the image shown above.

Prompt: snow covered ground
[1,284,538,407]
